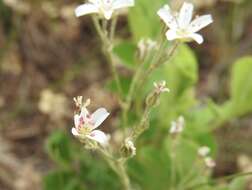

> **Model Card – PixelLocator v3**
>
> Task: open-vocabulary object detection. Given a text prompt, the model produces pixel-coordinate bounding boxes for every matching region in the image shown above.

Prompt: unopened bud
[198,146,210,157]
[146,81,170,108]
[169,116,185,135]
[120,138,136,158]
[204,157,216,168]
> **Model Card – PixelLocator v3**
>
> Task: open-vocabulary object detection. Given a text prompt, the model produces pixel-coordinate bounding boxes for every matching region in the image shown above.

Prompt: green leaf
[43,170,84,190]
[128,145,171,190]
[113,41,137,68]
[128,0,169,41]
[45,131,73,167]
[229,56,252,117]
[106,76,132,98]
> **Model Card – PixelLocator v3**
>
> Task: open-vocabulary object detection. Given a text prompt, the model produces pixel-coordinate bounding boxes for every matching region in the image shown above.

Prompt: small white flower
[157,2,213,44]
[169,116,185,134]
[198,146,211,157]
[71,99,110,146]
[204,157,216,168]
[154,80,170,94]
[75,0,135,20]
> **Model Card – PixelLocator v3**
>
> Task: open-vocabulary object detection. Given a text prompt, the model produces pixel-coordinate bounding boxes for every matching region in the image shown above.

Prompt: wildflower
[169,116,185,134]
[204,157,216,168]
[198,146,210,157]
[75,0,135,20]
[120,138,136,158]
[157,2,213,44]
[71,98,110,146]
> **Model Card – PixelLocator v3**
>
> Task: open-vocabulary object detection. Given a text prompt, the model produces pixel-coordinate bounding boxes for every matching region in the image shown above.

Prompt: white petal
[165,29,179,41]
[189,15,213,33]
[157,5,177,29]
[91,108,110,129]
[178,2,194,28]
[71,127,79,136]
[104,10,113,20]
[112,0,135,10]
[74,114,80,128]
[187,33,204,44]
[75,3,99,17]
[87,130,109,145]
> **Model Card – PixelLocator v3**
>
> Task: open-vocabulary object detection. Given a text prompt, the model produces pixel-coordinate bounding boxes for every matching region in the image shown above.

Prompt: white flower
[169,116,185,134]
[198,146,210,157]
[71,99,110,146]
[154,80,170,94]
[75,0,135,20]
[204,157,216,168]
[157,2,213,44]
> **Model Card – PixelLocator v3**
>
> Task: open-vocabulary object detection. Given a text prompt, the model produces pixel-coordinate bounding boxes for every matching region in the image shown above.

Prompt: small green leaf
[45,131,73,167]
[229,56,252,117]
[128,0,169,41]
[113,41,137,68]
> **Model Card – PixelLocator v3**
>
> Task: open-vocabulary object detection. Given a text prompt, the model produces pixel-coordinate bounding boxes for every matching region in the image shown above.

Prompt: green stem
[98,148,131,190]
[146,41,179,77]
[92,16,123,99]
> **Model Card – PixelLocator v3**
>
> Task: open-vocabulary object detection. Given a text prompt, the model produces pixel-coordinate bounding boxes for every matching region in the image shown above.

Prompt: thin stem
[185,171,252,190]
[92,16,123,99]
[110,15,118,41]
[98,148,131,190]
[146,41,179,77]
[116,159,131,190]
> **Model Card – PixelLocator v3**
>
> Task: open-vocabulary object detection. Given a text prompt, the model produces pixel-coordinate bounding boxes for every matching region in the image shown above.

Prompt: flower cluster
[72,97,110,146]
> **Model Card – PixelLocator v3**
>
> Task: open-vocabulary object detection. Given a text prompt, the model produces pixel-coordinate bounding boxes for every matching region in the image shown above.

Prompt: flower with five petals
[157,2,213,44]
[71,98,110,146]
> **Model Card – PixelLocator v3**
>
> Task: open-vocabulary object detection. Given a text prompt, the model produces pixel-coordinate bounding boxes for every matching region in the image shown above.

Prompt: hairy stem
[92,16,123,99]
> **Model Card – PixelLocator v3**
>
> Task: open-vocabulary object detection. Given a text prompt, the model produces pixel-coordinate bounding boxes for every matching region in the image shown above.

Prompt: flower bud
[198,146,210,157]
[138,38,157,60]
[120,138,136,158]
[169,116,185,135]
[146,80,170,108]
[204,157,216,168]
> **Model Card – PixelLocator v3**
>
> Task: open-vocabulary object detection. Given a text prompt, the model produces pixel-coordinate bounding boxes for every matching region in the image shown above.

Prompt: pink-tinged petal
[189,15,213,33]
[165,29,179,41]
[91,108,110,129]
[178,2,194,28]
[71,127,79,136]
[112,0,135,10]
[75,3,99,17]
[187,33,204,44]
[157,5,177,29]
[74,114,80,128]
[87,130,109,145]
